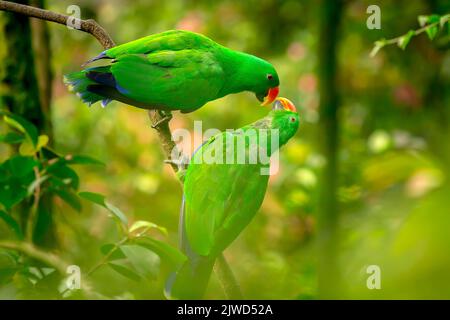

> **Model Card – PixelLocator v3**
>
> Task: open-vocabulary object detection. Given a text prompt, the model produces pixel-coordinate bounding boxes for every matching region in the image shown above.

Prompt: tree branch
[214,254,244,299]
[0,240,68,274]
[148,110,180,173]
[0,0,115,49]
[0,0,242,300]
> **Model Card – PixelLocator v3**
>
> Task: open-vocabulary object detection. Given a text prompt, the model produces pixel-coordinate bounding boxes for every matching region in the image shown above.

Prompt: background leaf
[0,132,24,144]
[2,113,38,147]
[105,201,129,226]
[53,189,82,212]
[426,25,439,40]
[119,245,160,280]
[398,30,415,50]
[134,236,186,270]
[0,210,23,239]
[107,261,141,282]
[129,220,167,236]
[78,191,106,206]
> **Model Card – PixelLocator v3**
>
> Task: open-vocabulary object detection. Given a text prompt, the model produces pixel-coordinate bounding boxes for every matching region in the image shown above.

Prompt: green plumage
[64,30,279,111]
[169,106,299,299]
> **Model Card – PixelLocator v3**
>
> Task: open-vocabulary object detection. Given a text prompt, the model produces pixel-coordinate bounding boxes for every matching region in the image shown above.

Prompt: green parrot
[64,30,280,112]
[167,97,299,299]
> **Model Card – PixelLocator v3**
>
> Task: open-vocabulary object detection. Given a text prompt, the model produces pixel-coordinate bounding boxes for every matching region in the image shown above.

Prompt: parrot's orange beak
[261,86,279,106]
[274,97,297,112]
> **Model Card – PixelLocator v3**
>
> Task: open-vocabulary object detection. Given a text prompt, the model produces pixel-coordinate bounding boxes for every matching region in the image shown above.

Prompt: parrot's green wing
[184,132,270,256]
[110,50,223,111]
[105,30,216,58]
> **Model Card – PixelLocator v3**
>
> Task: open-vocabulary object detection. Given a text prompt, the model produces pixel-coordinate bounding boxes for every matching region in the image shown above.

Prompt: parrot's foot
[150,110,173,129]
[164,154,189,182]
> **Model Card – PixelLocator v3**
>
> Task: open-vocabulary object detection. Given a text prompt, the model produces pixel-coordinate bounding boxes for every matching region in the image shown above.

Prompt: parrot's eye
[290,117,296,123]
[267,74,273,80]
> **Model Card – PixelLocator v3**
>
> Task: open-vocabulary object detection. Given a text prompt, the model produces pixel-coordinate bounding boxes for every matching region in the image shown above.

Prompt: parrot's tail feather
[165,193,215,299]
[81,51,110,67]
[64,66,113,106]
[165,255,215,299]
[101,99,112,108]
[85,70,117,87]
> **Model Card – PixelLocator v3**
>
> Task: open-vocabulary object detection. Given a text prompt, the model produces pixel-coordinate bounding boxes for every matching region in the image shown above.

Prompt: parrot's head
[222,50,279,105]
[269,97,299,147]
[254,62,280,106]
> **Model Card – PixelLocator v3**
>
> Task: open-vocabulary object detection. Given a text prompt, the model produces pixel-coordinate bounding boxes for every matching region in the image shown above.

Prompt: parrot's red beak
[261,86,279,106]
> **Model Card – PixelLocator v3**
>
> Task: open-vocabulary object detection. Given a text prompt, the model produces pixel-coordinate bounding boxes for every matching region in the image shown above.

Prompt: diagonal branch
[0,0,242,300]
[0,240,68,274]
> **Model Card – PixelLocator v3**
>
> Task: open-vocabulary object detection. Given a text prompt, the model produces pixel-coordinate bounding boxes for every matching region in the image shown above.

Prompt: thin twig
[382,14,450,46]
[86,237,128,276]
[0,240,68,274]
[371,14,450,57]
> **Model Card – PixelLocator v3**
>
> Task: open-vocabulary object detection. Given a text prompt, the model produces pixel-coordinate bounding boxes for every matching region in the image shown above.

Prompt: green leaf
[47,163,79,189]
[53,189,82,212]
[36,135,49,151]
[120,245,160,280]
[105,201,128,226]
[108,261,141,282]
[428,14,440,24]
[3,114,38,147]
[418,15,429,27]
[0,181,27,210]
[134,236,186,270]
[440,16,448,29]
[78,191,105,206]
[129,220,167,236]
[100,243,115,255]
[41,147,60,160]
[418,14,440,26]
[398,30,415,50]
[8,156,38,178]
[64,155,105,166]
[0,132,24,144]
[426,25,439,40]
[100,243,126,260]
[0,267,18,285]
[20,134,49,156]
[79,192,128,226]
[0,157,35,209]
[0,210,23,239]
[19,139,35,156]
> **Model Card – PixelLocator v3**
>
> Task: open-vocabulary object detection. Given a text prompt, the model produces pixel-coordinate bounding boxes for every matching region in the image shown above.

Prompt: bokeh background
[1,0,450,299]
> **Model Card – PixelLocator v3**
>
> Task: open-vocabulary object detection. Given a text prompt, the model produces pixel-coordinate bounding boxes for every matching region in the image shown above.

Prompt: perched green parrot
[64,30,280,112]
[167,97,299,299]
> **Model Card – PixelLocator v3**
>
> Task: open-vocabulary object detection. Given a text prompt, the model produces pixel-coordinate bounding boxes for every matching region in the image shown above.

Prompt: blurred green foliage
[0,0,450,299]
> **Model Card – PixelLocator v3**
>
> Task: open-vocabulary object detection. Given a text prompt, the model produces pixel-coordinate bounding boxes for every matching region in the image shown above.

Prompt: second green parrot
[64,30,279,112]
[167,97,299,299]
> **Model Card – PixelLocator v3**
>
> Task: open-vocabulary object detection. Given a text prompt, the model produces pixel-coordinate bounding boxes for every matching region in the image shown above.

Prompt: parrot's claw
[164,154,190,181]
[164,154,189,169]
